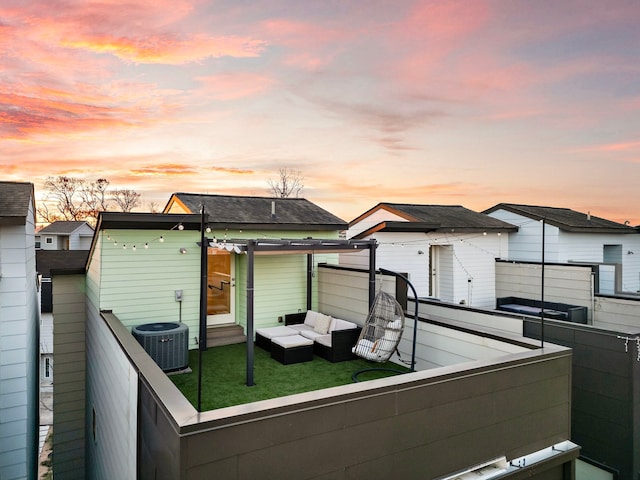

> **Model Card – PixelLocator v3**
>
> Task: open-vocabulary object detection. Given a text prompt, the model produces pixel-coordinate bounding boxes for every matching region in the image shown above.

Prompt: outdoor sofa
[283,311,362,362]
[496,296,588,324]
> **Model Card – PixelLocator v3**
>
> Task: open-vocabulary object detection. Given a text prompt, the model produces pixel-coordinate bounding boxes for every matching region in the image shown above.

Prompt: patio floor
[169,343,410,411]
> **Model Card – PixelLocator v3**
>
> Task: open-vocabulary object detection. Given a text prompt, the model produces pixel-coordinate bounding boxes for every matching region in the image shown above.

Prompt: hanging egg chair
[352,290,405,363]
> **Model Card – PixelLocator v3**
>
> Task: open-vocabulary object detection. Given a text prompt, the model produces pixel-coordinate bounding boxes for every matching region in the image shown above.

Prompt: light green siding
[92,228,340,347]
[94,230,201,348]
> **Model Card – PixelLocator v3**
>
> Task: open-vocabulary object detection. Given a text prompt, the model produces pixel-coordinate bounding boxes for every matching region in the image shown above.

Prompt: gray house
[36,220,94,251]
[0,181,39,479]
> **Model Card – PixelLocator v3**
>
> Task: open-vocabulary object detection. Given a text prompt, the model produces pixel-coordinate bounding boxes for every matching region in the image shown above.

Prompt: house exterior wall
[341,230,506,308]
[87,229,340,346]
[236,251,338,332]
[88,229,201,347]
[85,300,137,479]
[487,209,640,293]
[40,234,62,251]
[52,273,87,478]
[0,201,39,480]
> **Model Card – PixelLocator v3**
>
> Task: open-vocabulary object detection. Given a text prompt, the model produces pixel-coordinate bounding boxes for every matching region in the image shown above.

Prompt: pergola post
[246,240,255,386]
[306,253,313,311]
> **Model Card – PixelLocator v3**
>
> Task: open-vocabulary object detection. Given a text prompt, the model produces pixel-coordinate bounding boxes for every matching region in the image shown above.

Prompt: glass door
[207,249,235,326]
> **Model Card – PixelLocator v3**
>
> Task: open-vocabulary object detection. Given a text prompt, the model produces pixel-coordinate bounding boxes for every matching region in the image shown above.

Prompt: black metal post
[541,218,546,348]
[368,241,376,311]
[379,268,418,372]
[306,253,313,311]
[246,240,255,386]
[197,206,208,412]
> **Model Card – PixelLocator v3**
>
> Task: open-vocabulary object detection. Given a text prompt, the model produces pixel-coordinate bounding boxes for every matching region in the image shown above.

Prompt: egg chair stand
[352,268,418,382]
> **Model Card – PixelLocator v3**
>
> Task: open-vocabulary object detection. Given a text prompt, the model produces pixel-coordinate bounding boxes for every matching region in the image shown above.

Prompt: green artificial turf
[169,343,410,411]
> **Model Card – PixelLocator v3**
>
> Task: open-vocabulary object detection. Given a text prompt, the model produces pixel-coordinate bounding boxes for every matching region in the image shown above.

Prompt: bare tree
[37,175,142,226]
[147,201,160,213]
[81,178,110,220]
[37,176,85,222]
[111,189,141,212]
[268,168,304,198]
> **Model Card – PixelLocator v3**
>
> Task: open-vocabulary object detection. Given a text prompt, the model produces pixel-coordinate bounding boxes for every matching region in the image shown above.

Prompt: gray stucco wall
[524,319,640,480]
[136,343,575,479]
[52,273,87,478]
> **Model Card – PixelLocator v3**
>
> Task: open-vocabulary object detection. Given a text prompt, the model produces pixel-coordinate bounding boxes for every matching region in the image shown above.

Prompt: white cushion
[352,339,380,361]
[290,324,314,335]
[304,310,319,327]
[314,313,332,334]
[300,329,326,341]
[329,318,357,332]
[272,334,313,348]
[256,326,298,339]
[387,318,402,330]
[314,334,332,348]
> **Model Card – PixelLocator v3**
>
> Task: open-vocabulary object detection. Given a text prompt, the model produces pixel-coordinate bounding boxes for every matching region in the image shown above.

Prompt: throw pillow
[313,314,331,334]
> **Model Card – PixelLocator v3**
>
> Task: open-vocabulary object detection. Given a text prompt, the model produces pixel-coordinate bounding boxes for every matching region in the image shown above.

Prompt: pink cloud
[61,33,267,64]
[196,73,276,100]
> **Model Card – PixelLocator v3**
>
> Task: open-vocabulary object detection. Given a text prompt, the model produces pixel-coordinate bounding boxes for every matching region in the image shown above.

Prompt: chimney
[271,201,276,219]
[587,211,591,222]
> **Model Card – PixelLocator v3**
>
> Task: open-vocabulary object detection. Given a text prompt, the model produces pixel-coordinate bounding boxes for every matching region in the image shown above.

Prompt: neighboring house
[36,220,94,251]
[343,203,517,307]
[484,203,640,294]
[0,181,39,480]
[162,193,350,339]
[51,204,579,479]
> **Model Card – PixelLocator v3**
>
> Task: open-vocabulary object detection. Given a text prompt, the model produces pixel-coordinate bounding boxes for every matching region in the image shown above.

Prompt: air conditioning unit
[132,322,189,372]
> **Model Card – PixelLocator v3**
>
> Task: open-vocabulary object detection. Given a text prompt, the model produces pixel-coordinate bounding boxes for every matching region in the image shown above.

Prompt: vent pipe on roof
[271,201,276,219]
[587,211,591,221]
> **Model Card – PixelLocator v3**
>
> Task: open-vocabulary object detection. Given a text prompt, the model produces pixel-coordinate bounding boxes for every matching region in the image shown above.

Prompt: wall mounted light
[417,250,424,255]
[179,247,187,254]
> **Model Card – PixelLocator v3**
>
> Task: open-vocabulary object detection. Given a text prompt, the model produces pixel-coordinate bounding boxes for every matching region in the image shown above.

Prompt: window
[44,357,53,380]
[45,237,53,244]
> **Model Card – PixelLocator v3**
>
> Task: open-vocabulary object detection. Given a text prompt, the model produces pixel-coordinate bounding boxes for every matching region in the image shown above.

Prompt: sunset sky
[2,0,640,224]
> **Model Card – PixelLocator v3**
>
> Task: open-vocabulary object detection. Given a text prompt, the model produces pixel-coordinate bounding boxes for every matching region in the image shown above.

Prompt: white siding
[342,229,506,308]
[488,209,640,293]
[0,201,38,480]
[86,302,137,480]
[92,229,340,345]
